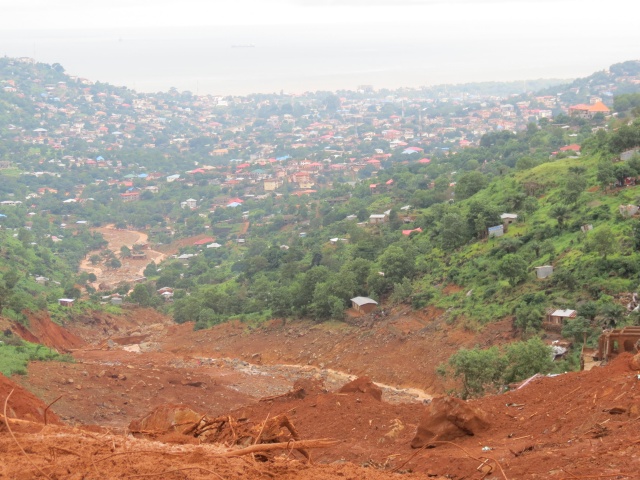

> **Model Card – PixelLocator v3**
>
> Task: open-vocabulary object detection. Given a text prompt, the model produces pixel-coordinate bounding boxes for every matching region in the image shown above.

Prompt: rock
[339,376,382,401]
[630,353,640,371]
[118,374,127,381]
[411,396,490,448]
[293,376,326,396]
[129,404,203,436]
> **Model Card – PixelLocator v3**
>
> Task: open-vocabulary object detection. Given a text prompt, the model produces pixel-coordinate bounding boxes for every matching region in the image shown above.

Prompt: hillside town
[2,56,636,215]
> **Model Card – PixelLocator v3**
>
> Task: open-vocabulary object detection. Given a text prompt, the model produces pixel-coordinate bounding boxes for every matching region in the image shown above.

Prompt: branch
[221,439,340,458]
[3,389,52,479]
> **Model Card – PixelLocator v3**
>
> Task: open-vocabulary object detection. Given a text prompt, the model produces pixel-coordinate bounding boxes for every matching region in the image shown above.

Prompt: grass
[0,333,73,376]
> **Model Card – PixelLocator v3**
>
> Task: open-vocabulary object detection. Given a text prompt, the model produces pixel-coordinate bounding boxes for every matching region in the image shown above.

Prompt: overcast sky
[1,0,638,94]
[1,0,638,33]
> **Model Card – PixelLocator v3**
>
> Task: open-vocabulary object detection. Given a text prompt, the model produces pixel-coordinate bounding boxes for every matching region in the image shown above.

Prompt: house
[182,198,197,209]
[568,101,610,119]
[619,204,639,218]
[120,191,140,202]
[58,298,75,307]
[263,179,282,191]
[535,265,554,279]
[595,326,640,361]
[350,296,378,314]
[488,225,504,237]
[329,237,348,245]
[194,237,216,246]
[402,227,422,236]
[500,213,518,225]
[559,144,581,154]
[369,214,387,224]
[544,309,577,330]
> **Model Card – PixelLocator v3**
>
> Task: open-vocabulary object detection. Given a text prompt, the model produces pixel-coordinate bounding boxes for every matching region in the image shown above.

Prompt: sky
[1,0,637,32]
[1,0,639,94]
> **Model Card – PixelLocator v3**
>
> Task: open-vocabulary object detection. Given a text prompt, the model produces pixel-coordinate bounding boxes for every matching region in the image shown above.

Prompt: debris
[339,376,382,401]
[411,396,489,448]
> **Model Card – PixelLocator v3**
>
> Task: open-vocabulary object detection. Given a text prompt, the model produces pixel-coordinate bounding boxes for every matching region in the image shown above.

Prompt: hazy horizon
[2,0,639,96]
[2,24,637,96]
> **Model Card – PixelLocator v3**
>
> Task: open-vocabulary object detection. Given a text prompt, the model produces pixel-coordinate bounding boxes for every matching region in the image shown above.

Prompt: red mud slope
[11,311,85,352]
[0,373,61,425]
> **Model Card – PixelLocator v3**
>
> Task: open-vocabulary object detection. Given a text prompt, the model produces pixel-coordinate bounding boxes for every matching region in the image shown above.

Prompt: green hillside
[157,117,640,355]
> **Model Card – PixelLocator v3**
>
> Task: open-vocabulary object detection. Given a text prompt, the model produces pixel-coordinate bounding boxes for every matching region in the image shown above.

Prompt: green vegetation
[440,337,559,399]
[0,331,72,376]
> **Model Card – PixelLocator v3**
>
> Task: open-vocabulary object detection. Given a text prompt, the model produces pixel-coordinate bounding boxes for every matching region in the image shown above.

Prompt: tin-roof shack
[350,296,378,314]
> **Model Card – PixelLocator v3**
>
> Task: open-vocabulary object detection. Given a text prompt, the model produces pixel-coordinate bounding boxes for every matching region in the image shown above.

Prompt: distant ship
[231,44,255,48]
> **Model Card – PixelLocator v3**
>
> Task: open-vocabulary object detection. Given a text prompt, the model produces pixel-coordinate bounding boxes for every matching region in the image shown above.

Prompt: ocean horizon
[1,24,637,96]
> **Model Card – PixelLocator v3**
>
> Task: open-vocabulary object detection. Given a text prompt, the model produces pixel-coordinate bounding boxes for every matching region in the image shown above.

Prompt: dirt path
[79,226,166,288]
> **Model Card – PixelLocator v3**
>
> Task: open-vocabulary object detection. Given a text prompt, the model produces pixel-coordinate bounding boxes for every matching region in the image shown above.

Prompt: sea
[1,24,637,96]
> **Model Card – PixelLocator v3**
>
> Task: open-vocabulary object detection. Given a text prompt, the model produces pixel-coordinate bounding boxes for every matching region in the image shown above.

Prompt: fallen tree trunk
[220,438,340,461]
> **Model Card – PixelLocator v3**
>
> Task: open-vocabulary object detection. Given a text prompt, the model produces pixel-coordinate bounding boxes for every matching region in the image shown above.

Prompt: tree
[2,269,20,290]
[379,244,415,283]
[514,302,544,333]
[89,254,102,265]
[108,258,122,269]
[586,226,617,259]
[503,337,553,384]
[144,261,158,277]
[130,284,154,307]
[561,173,587,205]
[549,204,569,229]
[498,254,528,287]
[455,171,488,200]
[562,316,595,344]
[120,245,131,258]
[447,346,507,399]
[323,94,340,113]
[596,159,615,191]
[439,213,468,250]
[390,278,413,305]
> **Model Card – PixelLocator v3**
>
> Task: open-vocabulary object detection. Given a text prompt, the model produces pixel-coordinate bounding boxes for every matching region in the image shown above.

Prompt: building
[500,213,518,226]
[596,326,640,361]
[568,101,610,119]
[488,225,504,237]
[544,309,577,331]
[58,298,75,307]
[182,198,197,209]
[350,296,379,314]
[369,214,387,224]
[120,191,140,202]
[535,265,554,279]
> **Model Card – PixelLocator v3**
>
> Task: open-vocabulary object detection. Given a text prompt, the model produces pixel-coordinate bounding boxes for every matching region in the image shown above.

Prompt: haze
[2,0,639,94]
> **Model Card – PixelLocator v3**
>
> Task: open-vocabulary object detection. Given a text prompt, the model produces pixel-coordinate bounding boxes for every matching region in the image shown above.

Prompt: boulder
[411,396,489,448]
[338,376,382,401]
[629,353,640,371]
[129,404,203,436]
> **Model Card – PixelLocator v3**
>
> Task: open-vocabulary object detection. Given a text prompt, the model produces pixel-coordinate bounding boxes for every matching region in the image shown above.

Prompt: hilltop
[2,56,640,478]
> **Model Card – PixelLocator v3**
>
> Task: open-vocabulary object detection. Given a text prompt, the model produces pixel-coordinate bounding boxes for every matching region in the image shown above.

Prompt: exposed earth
[3,228,639,479]
[2,303,640,479]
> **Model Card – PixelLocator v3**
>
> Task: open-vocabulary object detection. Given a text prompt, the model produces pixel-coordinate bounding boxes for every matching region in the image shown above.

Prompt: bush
[444,338,554,398]
[412,290,434,310]
[0,334,72,376]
